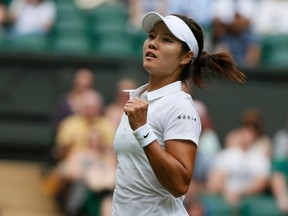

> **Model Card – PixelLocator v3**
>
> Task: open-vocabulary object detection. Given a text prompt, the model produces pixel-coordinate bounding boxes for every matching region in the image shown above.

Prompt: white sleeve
[163,101,201,145]
[251,153,271,178]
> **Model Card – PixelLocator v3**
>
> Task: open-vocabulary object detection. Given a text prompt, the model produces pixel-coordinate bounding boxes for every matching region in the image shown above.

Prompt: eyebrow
[149,29,175,38]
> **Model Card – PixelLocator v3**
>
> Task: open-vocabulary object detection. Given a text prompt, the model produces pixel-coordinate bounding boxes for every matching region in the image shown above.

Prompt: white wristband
[133,123,157,148]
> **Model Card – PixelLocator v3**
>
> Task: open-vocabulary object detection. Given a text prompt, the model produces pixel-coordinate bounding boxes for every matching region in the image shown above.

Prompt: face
[240,126,257,149]
[26,0,42,4]
[143,22,192,82]
[74,69,94,92]
[79,91,102,119]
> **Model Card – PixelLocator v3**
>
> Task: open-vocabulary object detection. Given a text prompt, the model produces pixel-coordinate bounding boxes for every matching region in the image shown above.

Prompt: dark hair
[240,108,264,136]
[174,14,246,88]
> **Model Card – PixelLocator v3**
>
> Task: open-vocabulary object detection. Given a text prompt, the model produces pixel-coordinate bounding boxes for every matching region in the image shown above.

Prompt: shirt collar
[124,81,183,101]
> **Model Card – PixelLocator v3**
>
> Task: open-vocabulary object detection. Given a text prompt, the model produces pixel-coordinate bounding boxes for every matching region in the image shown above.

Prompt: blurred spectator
[104,77,138,130]
[270,109,288,213]
[187,100,221,189]
[225,108,273,160]
[74,0,118,10]
[165,0,214,51]
[184,100,221,215]
[43,68,98,175]
[116,0,210,54]
[207,125,271,205]
[212,13,260,68]
[270,159,288,214]
[74,0,105,10]
[167,0,213,27]
[57,128,116,216]
[7,0,56,37]
[128,0,214,32]
[252,0,288,36]
[0,1,7,32]
[51,68,97,136]
[211,0,256,26]
[45,90,114,212]
[193,100,222,177]
[273,109,288,161]
[55,90,114,161]
[128,0,167,30]
[211,0,260,67]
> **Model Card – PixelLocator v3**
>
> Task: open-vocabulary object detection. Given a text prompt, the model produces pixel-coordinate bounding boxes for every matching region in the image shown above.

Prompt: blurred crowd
[185,106,288,216]
[40,68,288,216]
[0,0,287,216]
[0,0,288,67]
[0,0,56,37]
[43,68,139,216]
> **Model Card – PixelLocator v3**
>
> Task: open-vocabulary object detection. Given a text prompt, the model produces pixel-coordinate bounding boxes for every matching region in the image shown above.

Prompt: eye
[148,34,155,40]
[163,37,172,43]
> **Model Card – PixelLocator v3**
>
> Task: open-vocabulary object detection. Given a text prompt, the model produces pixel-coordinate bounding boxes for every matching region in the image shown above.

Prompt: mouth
[145,51,157,59]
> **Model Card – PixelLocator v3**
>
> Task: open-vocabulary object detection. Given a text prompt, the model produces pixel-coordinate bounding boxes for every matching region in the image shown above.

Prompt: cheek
[163,45,183,61]
[162,52,182,70]
[143,40,149,52]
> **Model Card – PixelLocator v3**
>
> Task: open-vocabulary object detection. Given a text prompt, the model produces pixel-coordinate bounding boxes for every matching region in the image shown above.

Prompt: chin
[143,61,154,73]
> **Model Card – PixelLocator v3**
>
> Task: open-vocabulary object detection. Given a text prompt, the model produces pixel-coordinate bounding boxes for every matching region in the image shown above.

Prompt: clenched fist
[124,97,148,131]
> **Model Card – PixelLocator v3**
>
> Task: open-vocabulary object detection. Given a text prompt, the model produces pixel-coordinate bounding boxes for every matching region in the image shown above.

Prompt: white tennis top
[112,81,201,216]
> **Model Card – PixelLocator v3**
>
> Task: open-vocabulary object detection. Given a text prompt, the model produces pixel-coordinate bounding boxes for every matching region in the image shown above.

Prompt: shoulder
[214,147,241,168]
[42,0,55,7]
[216,147,241,160]
[60,115,83,126]
[95,117,113,126]
[166,91,195,112]
[274,129,288,137]
[158,92,198,122]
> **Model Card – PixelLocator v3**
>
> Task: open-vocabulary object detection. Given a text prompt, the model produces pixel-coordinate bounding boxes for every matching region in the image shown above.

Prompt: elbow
[170,184,189,198]
[168,174,192,198]
[171,191,186,198]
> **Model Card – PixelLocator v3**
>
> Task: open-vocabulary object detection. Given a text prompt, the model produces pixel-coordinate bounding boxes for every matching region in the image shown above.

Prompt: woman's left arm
[124,97,198,197]
[144,139,197,197]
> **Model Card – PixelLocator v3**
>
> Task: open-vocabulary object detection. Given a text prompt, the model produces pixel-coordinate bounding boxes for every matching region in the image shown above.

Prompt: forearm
[242,178,268,196]
[207,171,226,194]
[143,141,193,197]
[271,173,288,198]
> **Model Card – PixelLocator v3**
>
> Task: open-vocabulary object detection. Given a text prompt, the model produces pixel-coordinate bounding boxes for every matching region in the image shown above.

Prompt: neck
[147,76,179,92]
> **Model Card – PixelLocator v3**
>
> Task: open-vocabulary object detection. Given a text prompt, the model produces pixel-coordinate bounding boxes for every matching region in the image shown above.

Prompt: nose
[148,38,158,50]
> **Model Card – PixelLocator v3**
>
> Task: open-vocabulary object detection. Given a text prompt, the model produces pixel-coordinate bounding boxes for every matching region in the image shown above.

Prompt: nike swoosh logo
[143,132,149,138]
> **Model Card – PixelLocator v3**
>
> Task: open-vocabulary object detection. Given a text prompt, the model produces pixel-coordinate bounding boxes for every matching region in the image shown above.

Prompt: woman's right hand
[124,97,148,131]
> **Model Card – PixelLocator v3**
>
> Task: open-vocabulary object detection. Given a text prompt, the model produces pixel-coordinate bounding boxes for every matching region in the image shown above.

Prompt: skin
[124,21,197,197]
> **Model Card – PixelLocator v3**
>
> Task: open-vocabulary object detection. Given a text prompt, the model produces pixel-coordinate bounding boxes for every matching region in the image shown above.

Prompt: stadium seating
[1,0,288,63]
[3,34,48,53]
[0,2,222,59]
[201,194,235,216]
[51,0,90,53]
[52,32,90,54]
[88,3,134,56]
[0,31,5,47]
[201,194,283,216]
[240,195,282,216]
[260,34,288,66]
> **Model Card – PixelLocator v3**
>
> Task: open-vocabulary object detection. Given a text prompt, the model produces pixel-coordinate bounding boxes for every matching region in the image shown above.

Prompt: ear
[180,51,194,65]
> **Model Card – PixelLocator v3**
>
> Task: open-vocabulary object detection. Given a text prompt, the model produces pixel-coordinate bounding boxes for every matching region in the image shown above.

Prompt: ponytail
[174,14,247,88]
[192,51,247,88]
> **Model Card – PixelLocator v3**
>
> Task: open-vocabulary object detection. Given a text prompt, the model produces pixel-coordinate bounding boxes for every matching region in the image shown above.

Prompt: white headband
[142,12,199,58]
